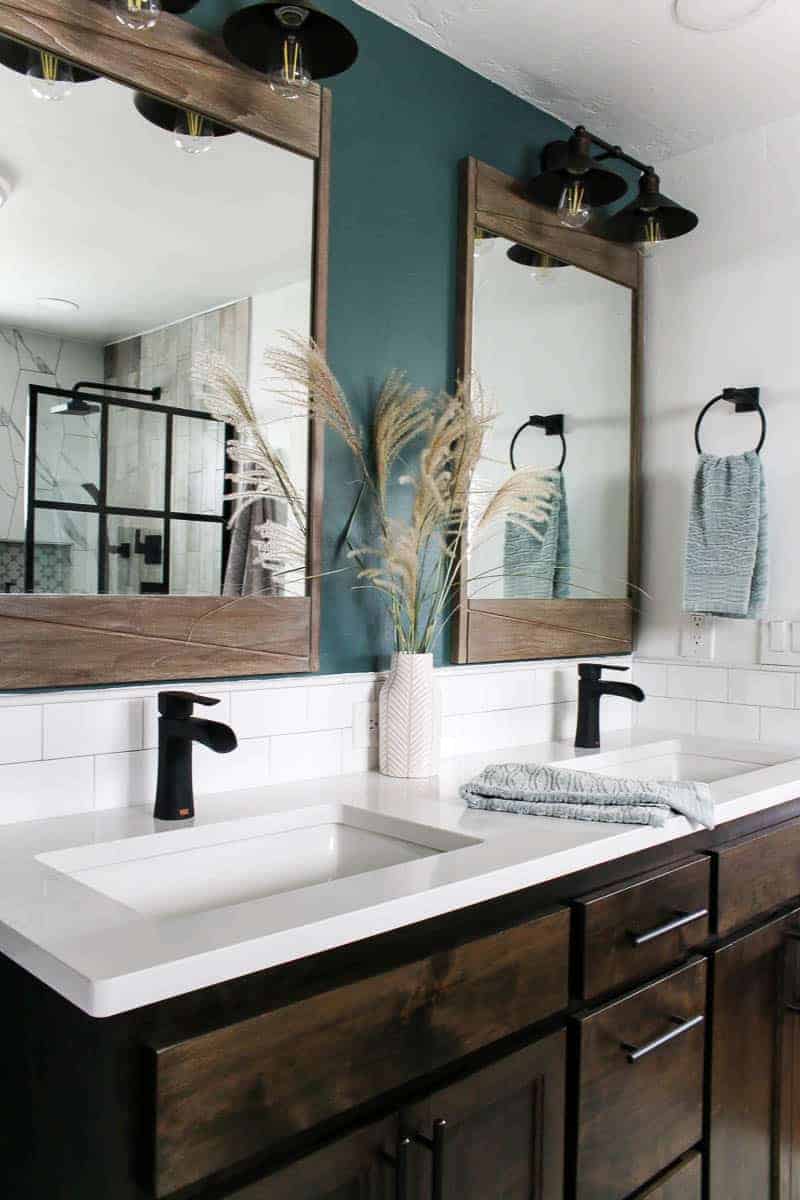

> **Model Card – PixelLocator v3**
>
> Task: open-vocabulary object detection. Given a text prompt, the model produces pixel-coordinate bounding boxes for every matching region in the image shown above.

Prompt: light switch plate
[680,613,715,660]
[761,618,800,666]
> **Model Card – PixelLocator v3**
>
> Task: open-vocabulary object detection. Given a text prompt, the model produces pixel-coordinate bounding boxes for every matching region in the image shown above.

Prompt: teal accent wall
[194,0,571,675]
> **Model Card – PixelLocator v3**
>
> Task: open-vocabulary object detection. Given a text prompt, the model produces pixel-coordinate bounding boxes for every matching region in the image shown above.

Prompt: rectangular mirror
[456,158,640,663]
[0,3,328,686]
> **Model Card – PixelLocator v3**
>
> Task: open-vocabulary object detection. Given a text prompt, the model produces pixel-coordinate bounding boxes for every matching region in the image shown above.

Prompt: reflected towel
[503,471,570,599]
[684,451,768,619]
[460,762,714,829]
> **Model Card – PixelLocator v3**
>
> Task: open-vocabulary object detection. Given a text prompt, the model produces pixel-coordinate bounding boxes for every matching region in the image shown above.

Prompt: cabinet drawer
[714,816,800,936]
[634,1151,702,1200]
[574,957,706,1200]
[149,906,570,1197]
[576,856,710,1000]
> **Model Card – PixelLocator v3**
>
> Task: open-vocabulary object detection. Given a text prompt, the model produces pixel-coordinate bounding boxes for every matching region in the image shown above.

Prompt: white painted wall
[639,113,800,668]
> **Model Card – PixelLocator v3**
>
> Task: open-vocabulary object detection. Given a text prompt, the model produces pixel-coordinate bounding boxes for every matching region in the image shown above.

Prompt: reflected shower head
[49,396,100,416]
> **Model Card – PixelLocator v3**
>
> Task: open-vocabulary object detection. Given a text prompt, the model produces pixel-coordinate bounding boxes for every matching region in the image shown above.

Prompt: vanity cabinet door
[402,1030,565,1200]
[224,1116,400,1200]
[708,906,800,1200]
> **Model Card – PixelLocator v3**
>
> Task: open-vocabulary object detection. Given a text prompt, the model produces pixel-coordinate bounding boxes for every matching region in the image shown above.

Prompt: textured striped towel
[503,470,570,599]
[460,762,714,829]
[684,451,768,618]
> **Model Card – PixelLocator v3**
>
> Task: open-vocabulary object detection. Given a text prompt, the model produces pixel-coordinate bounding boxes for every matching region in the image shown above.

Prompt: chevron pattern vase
[379,652,441,779]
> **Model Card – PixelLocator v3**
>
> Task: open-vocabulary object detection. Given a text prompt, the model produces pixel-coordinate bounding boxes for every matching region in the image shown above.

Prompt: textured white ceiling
[356,0,800,160]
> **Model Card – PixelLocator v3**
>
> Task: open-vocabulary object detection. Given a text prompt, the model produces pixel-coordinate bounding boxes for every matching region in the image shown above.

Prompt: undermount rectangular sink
[38,806,481,919]
[585,751,765,784]
[558,737,792,786]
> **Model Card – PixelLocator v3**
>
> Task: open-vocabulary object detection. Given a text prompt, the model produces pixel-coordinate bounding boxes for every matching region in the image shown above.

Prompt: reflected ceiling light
[222,2,358,100]
[506,244,567,284]
[133,92,234,154]
[112,0,160,30]
[36,297,80,313]
[527,125,628,229]
[602,168,699,256]
[673,0,775,32]
[0,35,99,101]
[49,396,99,416]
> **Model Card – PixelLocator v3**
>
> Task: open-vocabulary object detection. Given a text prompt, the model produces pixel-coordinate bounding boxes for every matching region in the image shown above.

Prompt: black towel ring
[509,413,566,471]
[694,387,766,455]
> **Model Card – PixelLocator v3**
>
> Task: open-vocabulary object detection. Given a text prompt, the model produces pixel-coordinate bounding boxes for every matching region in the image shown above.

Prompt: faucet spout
[596,681,645,704]
[154,692,238,821]
[574,663,647,750]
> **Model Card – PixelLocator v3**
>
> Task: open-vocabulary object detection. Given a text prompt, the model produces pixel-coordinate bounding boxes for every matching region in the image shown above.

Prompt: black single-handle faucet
[575,663,645,749]
[154,691,237,821]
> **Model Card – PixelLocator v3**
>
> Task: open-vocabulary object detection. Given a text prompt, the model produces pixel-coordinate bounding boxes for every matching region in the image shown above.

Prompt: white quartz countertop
[2,728,800,1018]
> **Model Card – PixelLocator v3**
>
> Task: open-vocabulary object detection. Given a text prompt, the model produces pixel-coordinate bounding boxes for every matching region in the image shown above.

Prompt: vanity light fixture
[0,35,99,101]
[527,126,628,230]
[506,243,567,283]
[222,2,358,99]
[603,167,698,256]
[133,92,234,155]
[111,0,199,32]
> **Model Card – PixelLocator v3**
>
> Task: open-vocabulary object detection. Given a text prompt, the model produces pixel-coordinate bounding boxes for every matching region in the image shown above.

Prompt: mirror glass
[468,231,632,602]
[0,40,314,597]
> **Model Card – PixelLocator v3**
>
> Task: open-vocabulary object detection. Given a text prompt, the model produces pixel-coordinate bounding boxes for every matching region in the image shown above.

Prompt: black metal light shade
[133,92,234,139]
[506,244,567,270]
[0,33,98,83]
[603,169,699,244]
[222,2,358,80]
[161,0,201,12]
[527,126,627,210]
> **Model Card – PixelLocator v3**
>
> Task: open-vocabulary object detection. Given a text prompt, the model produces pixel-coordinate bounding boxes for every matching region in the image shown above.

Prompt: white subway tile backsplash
[0,757,94,824]
[0,705,42,764]
[637,696,697,735]
[666,664,728,702]
[230,687,306,739]
[484,671,538,711]
[95,750,157,809]
[43,699,143,760]
[633,661,668,696]
[730,669,795,710]
[760,707,800,750]
[697,700,759,741]
[306,681,378,731]
[270,729,342,784]
[195,737,269,795]
[440,673,490,716]
[536,667,579,705]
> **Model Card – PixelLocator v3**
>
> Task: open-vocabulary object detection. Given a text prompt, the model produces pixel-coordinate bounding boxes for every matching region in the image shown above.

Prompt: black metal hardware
[622,1014,704,1063]
[154,691,237,820]
[222,2,359,82]
[575,662,645,749]
[629,908,709,947]
[380,1135,411,1200]
[412,1119,447,1200]
[72,380,162,402]
[509,414,566,471]
[694,387,766,455]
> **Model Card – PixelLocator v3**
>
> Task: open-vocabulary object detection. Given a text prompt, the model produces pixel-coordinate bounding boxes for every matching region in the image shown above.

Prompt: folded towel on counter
[460,762,714,829]
[684,450,768,619]
[503,470,571,599]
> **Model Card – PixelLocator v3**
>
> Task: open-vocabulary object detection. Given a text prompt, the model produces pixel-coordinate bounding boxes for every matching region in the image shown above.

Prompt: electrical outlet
[681,613,715,660]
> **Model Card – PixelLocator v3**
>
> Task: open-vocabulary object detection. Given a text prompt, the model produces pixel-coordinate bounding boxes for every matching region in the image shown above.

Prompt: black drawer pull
[629,908,708,946]
[413,1119,447,1200]
[381,1135,411,1200]
[622,1013,704,1063]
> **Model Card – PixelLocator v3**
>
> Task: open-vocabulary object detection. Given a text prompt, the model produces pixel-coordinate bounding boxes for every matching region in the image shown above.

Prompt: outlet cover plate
[681,613,715,660]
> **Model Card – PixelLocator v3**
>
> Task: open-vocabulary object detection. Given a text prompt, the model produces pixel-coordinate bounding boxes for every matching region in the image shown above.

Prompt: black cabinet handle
[621,1013,704,1063]
[381,1135,411,1200]
[413,1119,447,1200]
[629,907,709,946]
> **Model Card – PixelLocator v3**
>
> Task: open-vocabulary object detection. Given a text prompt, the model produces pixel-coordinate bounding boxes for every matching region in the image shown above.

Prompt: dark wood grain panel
[0,0,320,156]
[0,0,328,688]
[150,907,570,1196]
[632,1151,702,1200]
[714,817,800,936]
[574,957,706,1200]
[404,1031,566,1200]
[576,856,710,1001]
[780,929,800,1200]
[466,598,633,663]
[708,908,800,1200]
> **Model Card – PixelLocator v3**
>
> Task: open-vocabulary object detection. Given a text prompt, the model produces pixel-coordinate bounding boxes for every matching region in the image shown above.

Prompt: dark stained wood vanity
[5,796,800,1200]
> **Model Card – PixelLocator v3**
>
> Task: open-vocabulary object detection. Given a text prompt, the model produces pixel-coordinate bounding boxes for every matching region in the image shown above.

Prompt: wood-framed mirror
[0,0,329,688]
[454,156,642,664]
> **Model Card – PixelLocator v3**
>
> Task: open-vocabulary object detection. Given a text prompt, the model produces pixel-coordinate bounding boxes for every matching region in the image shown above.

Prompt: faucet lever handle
[158,690,220,719]
[578,662,630,681]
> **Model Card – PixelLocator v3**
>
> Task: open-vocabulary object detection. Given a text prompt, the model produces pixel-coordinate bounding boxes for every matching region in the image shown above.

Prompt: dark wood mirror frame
[454,156,642,664]
[0,0,329,688]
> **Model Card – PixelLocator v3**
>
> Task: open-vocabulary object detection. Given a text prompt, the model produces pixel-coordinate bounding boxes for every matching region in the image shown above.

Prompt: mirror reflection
[468,231,632,602]
[0,41,314,597]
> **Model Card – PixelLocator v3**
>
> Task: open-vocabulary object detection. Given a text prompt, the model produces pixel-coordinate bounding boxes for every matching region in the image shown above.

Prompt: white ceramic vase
[379,652,442,779]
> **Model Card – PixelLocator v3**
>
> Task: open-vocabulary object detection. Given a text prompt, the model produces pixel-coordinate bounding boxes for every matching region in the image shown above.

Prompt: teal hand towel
[460,762,715,829]
[684,451,768,618]
[503,471,571,598]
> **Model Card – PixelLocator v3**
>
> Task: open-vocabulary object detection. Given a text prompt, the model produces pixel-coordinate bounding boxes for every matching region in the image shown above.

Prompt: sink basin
[37,805,481,919]
[583,751,765,784]
[556,737,792,786]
